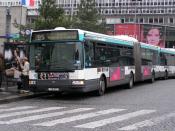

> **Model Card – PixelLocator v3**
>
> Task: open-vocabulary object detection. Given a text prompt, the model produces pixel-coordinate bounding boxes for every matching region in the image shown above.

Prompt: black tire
[127,74,134,89]
[164,71,168,80]
[150,73,155,83]
[96,77,106,96]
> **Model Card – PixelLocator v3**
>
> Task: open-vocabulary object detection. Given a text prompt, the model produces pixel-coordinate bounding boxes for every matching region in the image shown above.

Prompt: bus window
[120,47,133,56]
[152,51,158,65]
[142,59,152,65]
[160,53,167,66]
[170,55,175,66]
[118,56,134,66]
[30,42,83,71]
[141,48,155,66]
[84,41,94,67]
[74,43,83,68]
[94,42,112,67]
[75,50,79,61]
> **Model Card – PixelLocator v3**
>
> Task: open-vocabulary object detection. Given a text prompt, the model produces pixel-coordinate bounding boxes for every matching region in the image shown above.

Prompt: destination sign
[31,30,78,41]
[39,72,69,80]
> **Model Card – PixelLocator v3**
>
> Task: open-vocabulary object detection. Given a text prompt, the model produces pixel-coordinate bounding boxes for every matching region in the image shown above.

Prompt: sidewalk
[0,82,46,104]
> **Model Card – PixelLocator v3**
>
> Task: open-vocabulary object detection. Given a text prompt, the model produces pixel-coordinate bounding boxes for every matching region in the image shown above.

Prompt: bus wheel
[96,77,106,96]
[164,71,168,80]
[150,73,155,83]
[127,74,134,89]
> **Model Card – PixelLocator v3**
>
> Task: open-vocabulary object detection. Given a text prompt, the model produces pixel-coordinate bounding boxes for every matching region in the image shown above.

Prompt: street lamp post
[70,0,74,21]
[20,5,22,35]
[6,6,11,42]
[131,0,142,39]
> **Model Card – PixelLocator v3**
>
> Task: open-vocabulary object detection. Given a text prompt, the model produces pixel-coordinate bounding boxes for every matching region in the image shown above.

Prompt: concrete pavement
[0,82,47,104]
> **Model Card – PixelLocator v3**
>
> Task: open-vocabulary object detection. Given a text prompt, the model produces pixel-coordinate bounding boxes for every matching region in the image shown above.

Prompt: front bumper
[29,79,98,93]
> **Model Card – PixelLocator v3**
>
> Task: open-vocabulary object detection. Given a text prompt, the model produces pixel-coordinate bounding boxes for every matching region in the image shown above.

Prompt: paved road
[0,79,175,131]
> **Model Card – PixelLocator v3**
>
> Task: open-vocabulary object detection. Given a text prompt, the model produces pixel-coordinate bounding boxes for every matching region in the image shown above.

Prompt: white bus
[28,28,175,95]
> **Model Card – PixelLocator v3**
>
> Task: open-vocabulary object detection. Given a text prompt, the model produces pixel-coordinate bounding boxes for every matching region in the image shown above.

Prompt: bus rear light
[72,80,84,85]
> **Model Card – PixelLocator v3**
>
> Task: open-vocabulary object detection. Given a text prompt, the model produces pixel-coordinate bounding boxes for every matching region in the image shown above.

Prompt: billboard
[106,24,115,35]
[114,24,165,48]
[114,24,143,40]
[142,25,165,48]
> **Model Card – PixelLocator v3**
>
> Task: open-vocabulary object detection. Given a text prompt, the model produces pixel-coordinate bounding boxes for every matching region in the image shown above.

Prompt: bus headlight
[29,70,38,80]
[72,80,84,85]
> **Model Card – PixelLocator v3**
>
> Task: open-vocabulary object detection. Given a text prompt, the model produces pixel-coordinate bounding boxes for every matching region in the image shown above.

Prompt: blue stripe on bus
[82,35,134,46]
[140,44,159,51]
[160,49,175,55]
[106,38,133,46]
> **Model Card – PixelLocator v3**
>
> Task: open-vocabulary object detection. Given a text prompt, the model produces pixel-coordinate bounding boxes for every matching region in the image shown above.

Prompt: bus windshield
[29,42,83,72]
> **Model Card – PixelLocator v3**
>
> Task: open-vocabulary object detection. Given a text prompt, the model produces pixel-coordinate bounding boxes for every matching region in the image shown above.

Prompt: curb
[0,92,49,104]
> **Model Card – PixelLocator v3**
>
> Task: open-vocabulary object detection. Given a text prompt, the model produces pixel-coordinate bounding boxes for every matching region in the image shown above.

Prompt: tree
[35,0,71,30]
[72,0,106,33]
[12,19,33,42]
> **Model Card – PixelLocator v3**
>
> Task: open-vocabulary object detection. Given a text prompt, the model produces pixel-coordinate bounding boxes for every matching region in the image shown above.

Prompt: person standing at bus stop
[20,57,30,92]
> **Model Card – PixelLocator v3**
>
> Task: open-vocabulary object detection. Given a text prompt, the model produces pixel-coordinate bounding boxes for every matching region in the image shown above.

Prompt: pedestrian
[5,48,21,77]
[0,54,4,89]
[20,57,30,93]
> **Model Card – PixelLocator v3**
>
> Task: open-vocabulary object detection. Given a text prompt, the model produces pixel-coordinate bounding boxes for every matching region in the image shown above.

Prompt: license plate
[48,88,59,91]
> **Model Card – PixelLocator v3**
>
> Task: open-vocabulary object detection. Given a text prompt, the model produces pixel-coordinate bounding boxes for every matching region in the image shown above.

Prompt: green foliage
[72,0,106,33]
[35,0,71,30]
[12,19,33,42]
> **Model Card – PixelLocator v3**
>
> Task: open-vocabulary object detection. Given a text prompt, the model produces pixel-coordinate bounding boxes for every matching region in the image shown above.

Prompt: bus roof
[160,48,175,55]
[113,35,138,42]
[140,42,160,51]
[80,29,135,46]
[31,28,135,47]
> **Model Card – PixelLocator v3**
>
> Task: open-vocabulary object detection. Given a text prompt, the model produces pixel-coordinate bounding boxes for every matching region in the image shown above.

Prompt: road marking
[0,108,94,124]
[75,110,156,129]
[0,107,65,119]
[0,106,35,113]
[119,112,175,130]
[35,108,126,127]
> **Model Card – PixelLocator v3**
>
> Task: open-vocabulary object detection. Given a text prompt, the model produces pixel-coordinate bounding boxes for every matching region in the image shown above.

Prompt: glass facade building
[56,0,175,48]
[56,0,175,26]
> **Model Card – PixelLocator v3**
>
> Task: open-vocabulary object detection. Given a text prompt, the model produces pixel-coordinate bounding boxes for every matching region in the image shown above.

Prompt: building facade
[0,0,41,23]
[56,0,175,48]
[56,0,175,26]
[0,6,27,42]
[0,0,41,8]
[0,0,41,42]
[114,23,175,48]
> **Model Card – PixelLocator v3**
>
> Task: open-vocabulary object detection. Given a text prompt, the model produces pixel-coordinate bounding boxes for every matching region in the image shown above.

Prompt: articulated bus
[28,28,175,95]
[159,48,175,78]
